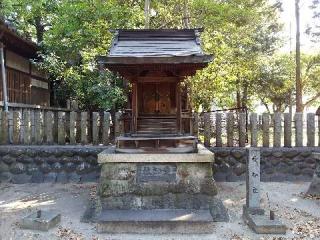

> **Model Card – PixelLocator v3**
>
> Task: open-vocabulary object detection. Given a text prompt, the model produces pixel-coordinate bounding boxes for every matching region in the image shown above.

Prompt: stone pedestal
[95,144,228,233]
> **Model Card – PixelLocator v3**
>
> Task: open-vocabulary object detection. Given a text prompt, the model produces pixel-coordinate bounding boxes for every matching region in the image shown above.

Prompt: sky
[278,0,317,53]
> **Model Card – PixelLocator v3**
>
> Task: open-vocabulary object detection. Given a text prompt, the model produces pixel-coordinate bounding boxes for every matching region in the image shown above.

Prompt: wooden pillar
[132,82,138,134]
[0,42,8,111]
[176,82,182,134]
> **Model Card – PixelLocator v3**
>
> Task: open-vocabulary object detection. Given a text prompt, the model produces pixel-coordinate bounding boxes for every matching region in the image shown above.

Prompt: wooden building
[0,20,50,108]
[98,29,212,152]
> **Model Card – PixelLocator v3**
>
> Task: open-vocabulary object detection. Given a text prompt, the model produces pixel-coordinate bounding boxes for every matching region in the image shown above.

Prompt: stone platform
[96,144,228,233]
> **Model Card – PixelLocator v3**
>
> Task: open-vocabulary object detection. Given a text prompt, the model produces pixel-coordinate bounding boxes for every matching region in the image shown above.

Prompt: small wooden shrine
[98,29,212,153]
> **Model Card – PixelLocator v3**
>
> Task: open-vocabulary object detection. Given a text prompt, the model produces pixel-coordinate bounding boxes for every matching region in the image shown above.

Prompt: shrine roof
[98,29,212,65]
[0,19,38,58]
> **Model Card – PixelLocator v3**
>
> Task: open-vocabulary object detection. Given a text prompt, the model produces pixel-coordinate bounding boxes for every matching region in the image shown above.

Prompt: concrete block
[20,210,61,231]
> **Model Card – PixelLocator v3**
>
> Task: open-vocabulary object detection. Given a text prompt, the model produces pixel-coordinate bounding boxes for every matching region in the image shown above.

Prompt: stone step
[96,209,215,234]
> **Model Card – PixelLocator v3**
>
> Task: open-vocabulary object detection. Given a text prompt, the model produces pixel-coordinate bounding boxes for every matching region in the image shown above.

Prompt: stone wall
[0,146,107,184]
[0,145,318,184]
[211,147,318,182]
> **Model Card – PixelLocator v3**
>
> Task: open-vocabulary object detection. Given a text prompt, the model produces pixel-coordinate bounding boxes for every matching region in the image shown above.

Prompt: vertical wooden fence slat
[23,110,31,144]
[239,112,246,147]
[34,111,43,144]
[13,111,21,144]
[193,112,199,138]
[273,112,282,147]
[30,110,35,144]
[45,111,54,144]
[1,111,9,144]
[58,111,66,145]
[250,113,258,147]
[204,112,211,147]
[215,113,222,147]
[318,115,320,147]
[92,112,99,145]
[262,113,270,147]
[81,112,88,144]
[226,112,234,147]
[103,112,110,145]
[307,113,315,147]
[283,113,292,147]
[114,112,121,138]
[294,113,303,147]
[69,111,77,144]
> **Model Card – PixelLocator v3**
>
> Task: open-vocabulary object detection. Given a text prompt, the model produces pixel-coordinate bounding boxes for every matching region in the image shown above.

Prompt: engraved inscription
[137,164,177,183]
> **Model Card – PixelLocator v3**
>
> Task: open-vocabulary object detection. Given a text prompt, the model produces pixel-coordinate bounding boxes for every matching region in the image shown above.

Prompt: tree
[0,0,58,43]
[254,54,295,113]
[295,0,303,112]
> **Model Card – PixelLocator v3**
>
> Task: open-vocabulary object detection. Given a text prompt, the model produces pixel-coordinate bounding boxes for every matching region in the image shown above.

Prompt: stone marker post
[307,153,320,196]
[246,148,261,209]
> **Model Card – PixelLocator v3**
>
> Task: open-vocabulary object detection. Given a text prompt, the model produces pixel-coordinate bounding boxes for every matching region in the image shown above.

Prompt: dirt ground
[0,181,319,240]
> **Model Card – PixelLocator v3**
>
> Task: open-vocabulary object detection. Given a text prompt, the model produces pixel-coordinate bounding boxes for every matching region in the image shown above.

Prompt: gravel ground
[0,181,319,240]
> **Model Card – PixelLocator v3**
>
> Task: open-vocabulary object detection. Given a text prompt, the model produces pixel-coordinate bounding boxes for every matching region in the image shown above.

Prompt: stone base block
[20,210,61,231]
[243,207,286,234]
[96,209,215,234]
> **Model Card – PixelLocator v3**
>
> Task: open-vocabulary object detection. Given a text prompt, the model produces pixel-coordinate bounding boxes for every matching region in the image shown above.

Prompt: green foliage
[254,54,295,112]
[6,0,320,113]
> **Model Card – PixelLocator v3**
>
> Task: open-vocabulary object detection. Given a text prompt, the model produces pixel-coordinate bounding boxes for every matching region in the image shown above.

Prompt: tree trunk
[183,0,190,28]
[295,0,303,112]
[34,16,45,44]
[144,0,150,29]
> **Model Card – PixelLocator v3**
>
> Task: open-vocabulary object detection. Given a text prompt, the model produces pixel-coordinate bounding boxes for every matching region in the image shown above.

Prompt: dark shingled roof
[98,29,212,65]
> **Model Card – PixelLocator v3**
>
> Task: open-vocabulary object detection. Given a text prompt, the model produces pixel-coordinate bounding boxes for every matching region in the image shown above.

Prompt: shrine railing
[199,111,320,148]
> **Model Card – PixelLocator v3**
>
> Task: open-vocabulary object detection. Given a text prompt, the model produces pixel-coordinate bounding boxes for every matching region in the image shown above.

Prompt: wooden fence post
[34,111,43,144]
[103,112,110,145]
[45,111,54,144]
[23,110,31,144]
[318,115,320,147]
[273,112,282,147]
[262,113,270,147]
[58,111,66,145]
[69,111,77,144]
[250,113,258,147]
[307,113,315,147]
[193,112,199,138]
[13,111,21,144]
[114,112,121,138]
[226,112,234,147]
[294,113,303,147]
[92,112,99,145]
[283,113,292,147]
[239,112,246,147]
[81,112,88,145]
[215,113,222,147]
[204,112,211,147]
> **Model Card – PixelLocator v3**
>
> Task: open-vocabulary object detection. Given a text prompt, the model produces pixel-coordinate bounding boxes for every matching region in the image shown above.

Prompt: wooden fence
[0,110,118,145]
[200,112,320,148]
[0,109,319,147]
